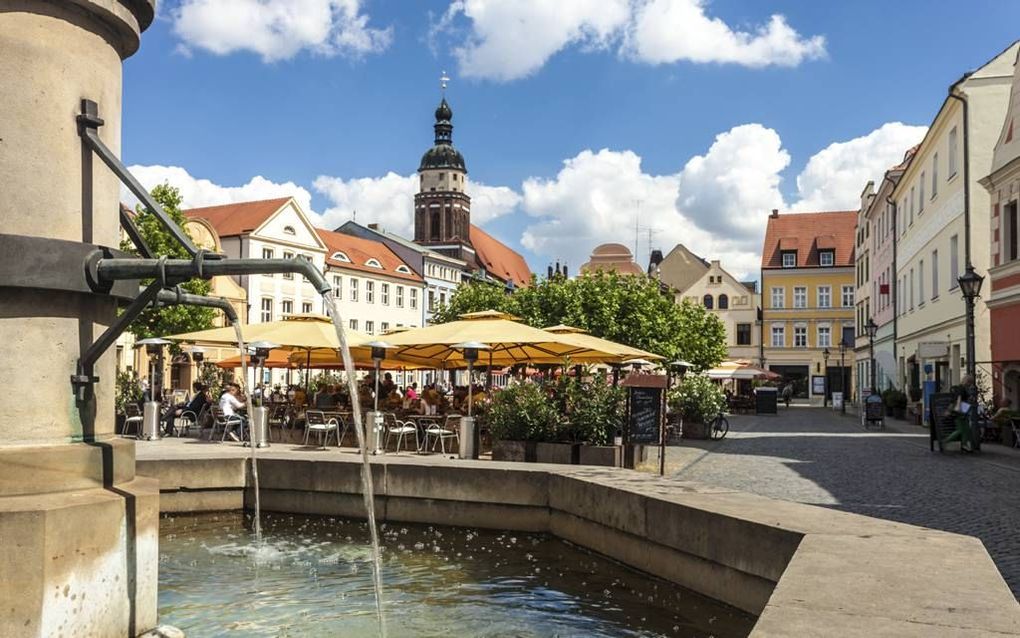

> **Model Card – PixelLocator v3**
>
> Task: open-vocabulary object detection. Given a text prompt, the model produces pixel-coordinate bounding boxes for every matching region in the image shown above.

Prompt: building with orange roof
[316,228,424,335]
[579,243,646,276]
[761,209,858,404]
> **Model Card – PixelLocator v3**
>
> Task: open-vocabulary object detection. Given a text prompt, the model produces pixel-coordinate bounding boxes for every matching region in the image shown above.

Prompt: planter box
[535,442,578,465]
[682,420,710,440]
[491,440,536,462]
[577,445,621,467]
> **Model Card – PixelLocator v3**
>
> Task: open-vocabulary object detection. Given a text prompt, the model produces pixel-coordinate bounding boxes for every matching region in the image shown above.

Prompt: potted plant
[561,370,626,466]
[488,381,559,462]
[114,370,142,432]
[668,374,726,440]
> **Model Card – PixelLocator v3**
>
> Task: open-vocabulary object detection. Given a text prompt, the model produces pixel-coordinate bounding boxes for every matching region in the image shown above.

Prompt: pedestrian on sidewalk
[782,382,793,408]
[944,374,975,453]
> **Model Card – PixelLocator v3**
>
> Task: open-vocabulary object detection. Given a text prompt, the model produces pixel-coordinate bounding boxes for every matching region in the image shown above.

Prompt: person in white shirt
[219,383,247,442]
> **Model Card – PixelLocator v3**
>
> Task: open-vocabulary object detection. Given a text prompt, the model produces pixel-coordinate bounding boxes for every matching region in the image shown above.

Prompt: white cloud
[313,172,521,234]
[624,0,825,67]
[793,122,927,211]
[171,0,392,62]
[123,164,315,214]
[435,0,825,82]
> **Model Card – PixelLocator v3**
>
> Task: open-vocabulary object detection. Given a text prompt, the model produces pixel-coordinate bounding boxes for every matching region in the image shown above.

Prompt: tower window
[439,172,445,180]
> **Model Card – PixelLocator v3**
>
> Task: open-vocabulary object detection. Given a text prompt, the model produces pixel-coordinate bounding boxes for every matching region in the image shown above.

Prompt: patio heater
[958,266,984,451]
[839,340,847,414]
[248,340,279,448]
[822,347,830,407]
[866,319,878,393]
[454,341,490,459]
[136,337,171,441]
[367,341,394,454]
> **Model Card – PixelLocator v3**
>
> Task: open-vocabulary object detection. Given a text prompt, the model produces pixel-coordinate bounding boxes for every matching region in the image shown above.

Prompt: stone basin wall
[138,452,1020,636]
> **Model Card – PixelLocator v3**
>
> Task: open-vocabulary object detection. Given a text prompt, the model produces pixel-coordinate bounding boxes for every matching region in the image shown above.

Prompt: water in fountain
[232,322,262,543]
[322,292,387,637]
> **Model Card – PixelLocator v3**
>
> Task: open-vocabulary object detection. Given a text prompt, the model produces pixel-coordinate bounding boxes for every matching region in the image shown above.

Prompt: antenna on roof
[352,209,357,223]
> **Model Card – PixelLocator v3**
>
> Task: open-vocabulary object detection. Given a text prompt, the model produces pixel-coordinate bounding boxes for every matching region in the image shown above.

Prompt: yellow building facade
[761,210,858,402]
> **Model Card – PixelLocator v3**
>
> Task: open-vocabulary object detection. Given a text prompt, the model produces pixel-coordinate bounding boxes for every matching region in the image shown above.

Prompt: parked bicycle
[710,410,729,440]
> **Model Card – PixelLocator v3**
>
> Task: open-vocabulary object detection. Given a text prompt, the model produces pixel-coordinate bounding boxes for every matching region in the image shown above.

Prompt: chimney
[368,223,379,230]
[647,249,664,275]
[770,209,779,218]
[563,264,569,278]
[547,264,554,278]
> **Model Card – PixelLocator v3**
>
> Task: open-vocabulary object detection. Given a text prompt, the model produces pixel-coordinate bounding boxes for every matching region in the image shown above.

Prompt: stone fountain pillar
[0,2,159,636]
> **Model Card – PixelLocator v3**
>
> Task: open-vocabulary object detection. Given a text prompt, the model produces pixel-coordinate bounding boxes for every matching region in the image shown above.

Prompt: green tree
[437,270,728,370]
[120,183,215,340]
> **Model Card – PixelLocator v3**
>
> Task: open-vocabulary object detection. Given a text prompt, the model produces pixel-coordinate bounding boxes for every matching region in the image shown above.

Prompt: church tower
[414,84,473,260]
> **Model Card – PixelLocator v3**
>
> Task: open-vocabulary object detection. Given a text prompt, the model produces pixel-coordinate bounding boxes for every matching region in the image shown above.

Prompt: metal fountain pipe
[96,256,331,295]
[155,288,238,324]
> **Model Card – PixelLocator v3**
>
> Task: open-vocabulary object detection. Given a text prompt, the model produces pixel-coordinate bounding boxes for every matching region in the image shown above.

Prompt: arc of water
[322,292,387,637]
[232,323,262,542]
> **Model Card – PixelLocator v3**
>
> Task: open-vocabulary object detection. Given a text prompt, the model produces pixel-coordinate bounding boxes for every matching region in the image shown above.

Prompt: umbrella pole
[486,350,493,390]
[305,349,311,397]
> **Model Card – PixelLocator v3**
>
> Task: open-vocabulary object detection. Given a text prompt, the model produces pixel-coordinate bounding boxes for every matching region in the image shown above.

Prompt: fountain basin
[138,442,1020,636]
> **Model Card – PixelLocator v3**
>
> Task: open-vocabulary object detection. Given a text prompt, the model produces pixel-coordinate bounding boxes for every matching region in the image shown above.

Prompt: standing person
[944,374,975,453]
[781,382,793,409]
[219,383,247,442]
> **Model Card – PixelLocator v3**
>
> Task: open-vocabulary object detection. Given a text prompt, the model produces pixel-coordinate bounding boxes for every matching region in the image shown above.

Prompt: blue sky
[122,1,1020,279]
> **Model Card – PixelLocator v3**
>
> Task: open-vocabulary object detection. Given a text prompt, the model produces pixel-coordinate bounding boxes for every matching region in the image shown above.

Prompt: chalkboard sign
[929,392,956,451]
[627,386,663,445]
[865,394,884,422]
[755,387,778,414]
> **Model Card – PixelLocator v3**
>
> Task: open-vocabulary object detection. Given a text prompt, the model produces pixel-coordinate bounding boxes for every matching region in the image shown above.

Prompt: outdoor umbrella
[215,348,296,370]
[542,325,664,364]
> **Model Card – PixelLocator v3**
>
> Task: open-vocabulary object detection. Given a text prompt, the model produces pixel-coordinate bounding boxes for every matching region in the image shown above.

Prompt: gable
[253,200,326,251]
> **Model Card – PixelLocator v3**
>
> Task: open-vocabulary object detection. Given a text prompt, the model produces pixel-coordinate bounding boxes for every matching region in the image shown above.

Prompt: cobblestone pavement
[648,407,1020,597]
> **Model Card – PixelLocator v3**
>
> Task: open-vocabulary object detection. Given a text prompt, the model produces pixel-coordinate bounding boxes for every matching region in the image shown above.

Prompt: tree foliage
[120,183,215,340]
[434,271,728,370]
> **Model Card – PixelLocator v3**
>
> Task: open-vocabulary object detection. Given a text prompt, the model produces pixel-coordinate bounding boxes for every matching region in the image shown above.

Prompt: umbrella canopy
[287,348,433,370]
[381,310,620,367]
[543,325,663,363]
[215,348,295,370]
[705,360,778,380]
[165,313,373,352]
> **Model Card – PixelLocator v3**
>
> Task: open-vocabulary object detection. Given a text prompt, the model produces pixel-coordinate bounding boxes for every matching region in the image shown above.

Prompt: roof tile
[317,228,422,283]
[183,197,291,237]
[762,210,857,269]
[469,224,531,287]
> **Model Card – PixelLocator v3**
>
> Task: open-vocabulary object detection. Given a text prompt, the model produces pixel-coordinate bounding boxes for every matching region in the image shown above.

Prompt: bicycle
[709,410,729,440]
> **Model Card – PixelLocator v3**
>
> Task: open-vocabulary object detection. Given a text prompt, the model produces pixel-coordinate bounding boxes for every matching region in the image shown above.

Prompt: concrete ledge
[136,446,1020,635]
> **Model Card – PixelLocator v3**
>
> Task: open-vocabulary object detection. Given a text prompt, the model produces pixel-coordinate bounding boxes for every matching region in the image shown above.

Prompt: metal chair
[304,410,338,448]
[425,413,460,454]
[121,404,143,436]
[383,412,418,453]
[323,411,350,447]
[176,403,208,438]
[210,406,244,442]
[268,404,290,442]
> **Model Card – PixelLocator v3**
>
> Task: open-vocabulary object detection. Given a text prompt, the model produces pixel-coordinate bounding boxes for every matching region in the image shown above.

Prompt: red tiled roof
[761,210,857,269]
[183,197,291,237]
[469,224,532,287]
[317,228,422,283]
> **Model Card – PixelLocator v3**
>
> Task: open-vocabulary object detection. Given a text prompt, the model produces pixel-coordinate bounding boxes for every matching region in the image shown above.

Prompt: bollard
[459,416,478,459]
[141,401,161,441]
[365,411,384,454]
[250,406,270,448]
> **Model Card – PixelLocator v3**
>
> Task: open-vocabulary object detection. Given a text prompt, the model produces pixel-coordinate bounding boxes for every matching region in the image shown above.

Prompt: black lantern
[866,318,878,339]
[838,339,847,414]
[189,346,206,364]
[137,337,171,357]
[364,340,395,414]
[958,266,984,300]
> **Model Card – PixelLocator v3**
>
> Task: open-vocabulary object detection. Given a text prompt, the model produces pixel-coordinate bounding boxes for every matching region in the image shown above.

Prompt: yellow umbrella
[542,325,664,363]
[287,348,432,370]
[381,310,619,367]
[216,348,296,369]
[165,313,373,351]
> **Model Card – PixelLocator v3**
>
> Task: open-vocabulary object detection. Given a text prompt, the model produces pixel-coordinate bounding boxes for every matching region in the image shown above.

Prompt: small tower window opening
[703,294,714,309]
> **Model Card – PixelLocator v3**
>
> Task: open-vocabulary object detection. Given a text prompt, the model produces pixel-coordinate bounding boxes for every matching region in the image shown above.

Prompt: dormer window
[782,252,797,268]
[819,250,834,267]
[365,258,383,269]
[331,251,351,263]
[395,265,412,274]
[283,225,296,235]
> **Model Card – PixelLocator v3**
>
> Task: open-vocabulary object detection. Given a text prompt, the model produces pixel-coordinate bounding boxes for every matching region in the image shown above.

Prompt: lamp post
[839,339,847,414]
[365,340,394,455]
[453,341,490,459]
[136,337,171,441]
[866,319,878,393]
[247,340,279,448]
[822,347,830,407]
[958,266,984,451]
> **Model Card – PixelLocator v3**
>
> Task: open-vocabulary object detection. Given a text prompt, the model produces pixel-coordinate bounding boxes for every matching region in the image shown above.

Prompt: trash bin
[459,416,478,459]
[250,406,270,448]
[141,400,161,440]
[754,387,778,415]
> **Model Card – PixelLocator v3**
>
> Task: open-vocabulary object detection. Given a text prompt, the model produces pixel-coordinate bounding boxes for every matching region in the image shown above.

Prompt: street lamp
[958,265,985,451]
[247,340,278,407]
[822,347,830,407]
[839,339,847,414]
[866,318,878,393]
[453,341,490,460]
[135,337,171,441]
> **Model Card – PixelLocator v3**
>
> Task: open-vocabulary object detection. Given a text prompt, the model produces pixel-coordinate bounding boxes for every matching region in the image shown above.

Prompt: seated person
[218,383,247,442]
[164,382,210,435]
[270,385,285,403]
[315,385,338,409]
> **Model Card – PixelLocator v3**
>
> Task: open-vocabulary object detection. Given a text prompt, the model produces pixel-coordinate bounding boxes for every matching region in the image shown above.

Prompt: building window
[283,225,296,235]
[919,259,925,303]
[842,285,854,307]
[931,249,939,299]
[350,278,359,302]
[349,319,358,331]
[818,326,831,348]
[919,174,926,213]
[736,323,752,346]
[282,251,294,279]
[948,126,958,178]
[817,286,831,309]
[791,287,807,310]
[381,322,389,333]
[794,326,807,348]
[260,298,273,323]
[262,247,274,260]
[771,325,785,348]
[331,251,351,263]
[819,251,834,267]
[365,281,374,303]
[365,320,374,334]
[703,294,714,309]
[365,258,382,269]
[771,286,785,309]
[909,268,915,310]
[381,283,390,305]
[718,294,728,310]
[842,326,854,348]
[909,186,915,225]
[281,299,293,315]
[1005,201,1019,262]
[782,252,796,268]
[333,275,342,300]
[950,235,959,288]
[428,290,436,311]
[396,285,404,307]
[302,302,312,314]
[932,153,938,197]
[410,288,418,309]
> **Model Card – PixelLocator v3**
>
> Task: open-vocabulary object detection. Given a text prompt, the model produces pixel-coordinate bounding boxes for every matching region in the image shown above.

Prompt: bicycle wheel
[711,416,729,440]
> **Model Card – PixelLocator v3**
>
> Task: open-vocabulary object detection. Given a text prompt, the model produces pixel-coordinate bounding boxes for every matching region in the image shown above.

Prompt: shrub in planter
[560,370,625,446]
[487,381,561,443]
[668,374,726,426]
[115,370,142,416]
